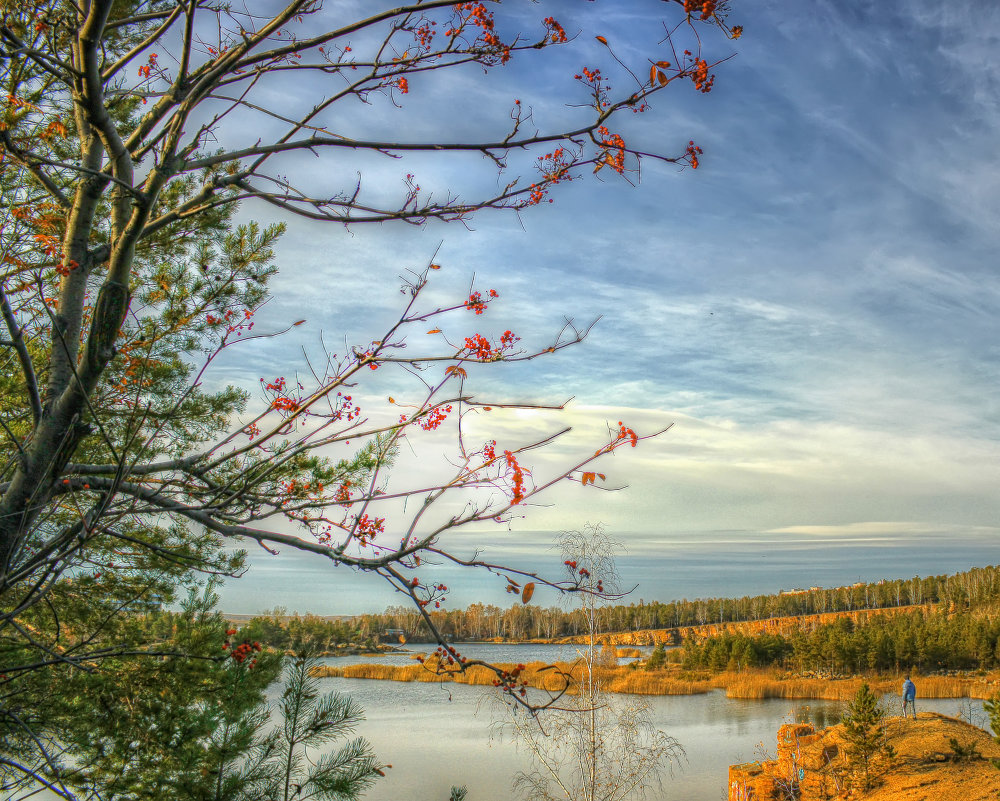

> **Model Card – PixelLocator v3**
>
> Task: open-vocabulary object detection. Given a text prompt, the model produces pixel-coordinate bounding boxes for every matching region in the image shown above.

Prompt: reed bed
[312,660,1000,701]
[715,671,1000,700]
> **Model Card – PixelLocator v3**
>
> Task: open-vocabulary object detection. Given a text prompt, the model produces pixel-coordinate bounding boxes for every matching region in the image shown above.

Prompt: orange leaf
[595,35,608,45]
[445,365,468,378]
[521,582,535,604]
[597,473,605,481]
[657,70,667,86]
[427,328,441,334]
[429,263,441,270]
[388,397,395,404]
[655,60,671,68]
[649,64,657,85]
[582,472,596,486]
[293,319,306,326]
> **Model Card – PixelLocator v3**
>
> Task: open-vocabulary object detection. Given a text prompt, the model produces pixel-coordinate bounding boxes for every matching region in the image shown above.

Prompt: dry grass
[616,647,643,659]
[311,660,1000,701]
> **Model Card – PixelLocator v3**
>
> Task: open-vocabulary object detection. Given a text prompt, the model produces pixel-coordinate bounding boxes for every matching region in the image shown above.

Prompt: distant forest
[355,563,1000,642]
[234,564,1000,651]
[680,610,1000,673]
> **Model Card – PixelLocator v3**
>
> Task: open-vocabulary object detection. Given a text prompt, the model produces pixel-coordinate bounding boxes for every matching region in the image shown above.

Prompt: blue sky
[210,1,1000,615]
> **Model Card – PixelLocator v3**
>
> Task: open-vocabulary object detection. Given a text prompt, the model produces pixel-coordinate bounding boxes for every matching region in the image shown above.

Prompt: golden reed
[311,661,1000,700]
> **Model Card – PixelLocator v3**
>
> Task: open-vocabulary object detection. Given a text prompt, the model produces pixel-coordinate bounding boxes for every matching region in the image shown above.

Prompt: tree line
[235,564,1000,647]
[680,610,1000,674]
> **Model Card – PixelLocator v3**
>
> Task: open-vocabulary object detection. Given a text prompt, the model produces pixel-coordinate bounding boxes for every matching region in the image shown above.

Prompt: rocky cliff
[729,712,1000,800]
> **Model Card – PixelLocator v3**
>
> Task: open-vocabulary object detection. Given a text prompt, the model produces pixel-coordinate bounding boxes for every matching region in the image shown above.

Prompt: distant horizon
[217,525,1000,616]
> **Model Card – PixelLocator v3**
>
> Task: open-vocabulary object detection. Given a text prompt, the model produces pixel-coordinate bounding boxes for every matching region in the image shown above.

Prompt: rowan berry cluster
[206,307,254,336]
[335,480,352,504]
[616,421,639,447]
[685,140,703,169]
[683,0,718,20]
[223,631,262,667]
[691,58,714,92]
[355,513,385,545]
[450,3,510,64]
[279,478,323,498]
[536,147,572,187]
[466,289,498,313]
[137,52,158,78]
[55,258,79,277]
[417,643,466,668]
[332,391,360,422]
[261,375,303,413]
[462,329,518,361]
[598,126,627,174]
[564,560,604,592]
[419,404,452,430]
[504,449,525,504]
[542,16,567,44]
[412,19,437,50]
[492,663,528,697]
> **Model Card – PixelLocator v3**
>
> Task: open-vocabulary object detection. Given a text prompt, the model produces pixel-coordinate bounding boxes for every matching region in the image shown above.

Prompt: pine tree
[841,683,895,790]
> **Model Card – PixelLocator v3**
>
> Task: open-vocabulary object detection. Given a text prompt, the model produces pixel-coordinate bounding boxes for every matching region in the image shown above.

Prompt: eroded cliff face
[544,605,927,647]
[729,712,1000,801]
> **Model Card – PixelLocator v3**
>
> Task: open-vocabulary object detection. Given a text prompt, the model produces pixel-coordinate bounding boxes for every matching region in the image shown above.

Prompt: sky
[205,0,1000,615]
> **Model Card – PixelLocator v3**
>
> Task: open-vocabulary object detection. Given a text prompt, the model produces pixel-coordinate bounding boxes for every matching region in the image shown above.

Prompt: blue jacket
[903,679,916,699]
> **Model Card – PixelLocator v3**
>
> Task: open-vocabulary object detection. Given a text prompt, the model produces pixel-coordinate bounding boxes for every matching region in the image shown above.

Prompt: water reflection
[318,641,652,668]
[309,673,989,801]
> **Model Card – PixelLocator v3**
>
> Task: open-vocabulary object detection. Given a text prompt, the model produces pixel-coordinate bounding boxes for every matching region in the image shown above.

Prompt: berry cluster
[492,663,529,697]
[419,404,452,431]
[504,449,526,504]
[466,289,498,313]
[223,630,263,668]
[542,17,567,44]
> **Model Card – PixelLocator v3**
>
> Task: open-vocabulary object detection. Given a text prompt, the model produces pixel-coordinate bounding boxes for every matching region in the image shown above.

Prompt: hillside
[542,604,930,646]
[730,712,1000,800]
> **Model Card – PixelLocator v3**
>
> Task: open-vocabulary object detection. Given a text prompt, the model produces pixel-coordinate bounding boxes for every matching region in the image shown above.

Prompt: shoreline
[310,660,1000,701]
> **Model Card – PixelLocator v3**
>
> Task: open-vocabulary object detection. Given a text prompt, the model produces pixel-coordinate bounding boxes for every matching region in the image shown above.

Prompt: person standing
[901,675,916,719]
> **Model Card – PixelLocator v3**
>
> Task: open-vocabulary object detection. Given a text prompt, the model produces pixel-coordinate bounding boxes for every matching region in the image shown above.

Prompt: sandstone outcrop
[729,712,1000,800]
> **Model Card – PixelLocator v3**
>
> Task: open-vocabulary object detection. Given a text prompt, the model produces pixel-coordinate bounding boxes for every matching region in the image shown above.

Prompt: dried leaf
[595,35,608,45]
[649,64,657,85]
[521,582,535,604]
[655,60,671,68]
[657,70,667,86]
[582,472,596,486]
[293,319,306,326]
[427,328,441,334]
[429,263,442,270]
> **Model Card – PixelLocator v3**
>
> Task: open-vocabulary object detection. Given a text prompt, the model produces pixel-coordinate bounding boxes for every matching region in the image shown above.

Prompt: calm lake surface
[309,647,992,801]
[319,642,652,667]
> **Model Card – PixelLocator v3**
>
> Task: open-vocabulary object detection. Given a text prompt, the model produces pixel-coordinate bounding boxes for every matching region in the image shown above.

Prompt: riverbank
[311,659,1000,701]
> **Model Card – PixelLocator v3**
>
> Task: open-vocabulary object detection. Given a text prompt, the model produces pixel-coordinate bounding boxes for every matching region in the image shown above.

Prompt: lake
[308,649,993,801]
[318,642,653,667]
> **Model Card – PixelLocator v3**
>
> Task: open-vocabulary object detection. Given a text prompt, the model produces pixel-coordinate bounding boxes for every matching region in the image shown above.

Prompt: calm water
[306,663,990,801]
[319,642,652,668]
